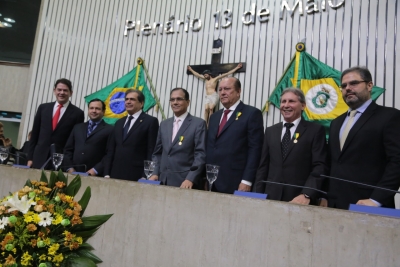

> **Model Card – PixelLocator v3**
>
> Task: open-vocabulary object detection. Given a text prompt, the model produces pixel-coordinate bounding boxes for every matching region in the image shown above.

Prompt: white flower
[38,212,53,226]
[0,193,36,214]
[0,217,9,229]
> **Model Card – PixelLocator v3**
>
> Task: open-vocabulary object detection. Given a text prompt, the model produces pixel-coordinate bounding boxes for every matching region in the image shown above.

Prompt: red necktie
[52,104,62,130]
[218,110,231,136]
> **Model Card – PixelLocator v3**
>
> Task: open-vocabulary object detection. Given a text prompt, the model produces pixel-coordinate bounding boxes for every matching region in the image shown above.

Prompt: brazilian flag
[84,59,156,125]
[264,42,385,132]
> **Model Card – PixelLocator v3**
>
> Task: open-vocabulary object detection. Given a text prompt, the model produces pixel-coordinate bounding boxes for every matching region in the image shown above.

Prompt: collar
[54,101,70,108]
[223,99,241,112]
[348,99,372,115]
[283,116,301,128]
[174,112,188,121]
[127,109,143,119]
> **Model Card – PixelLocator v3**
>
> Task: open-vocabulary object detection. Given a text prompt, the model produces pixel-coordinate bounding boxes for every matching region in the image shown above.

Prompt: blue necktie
[87,121,95,137]
[123,116,133,139]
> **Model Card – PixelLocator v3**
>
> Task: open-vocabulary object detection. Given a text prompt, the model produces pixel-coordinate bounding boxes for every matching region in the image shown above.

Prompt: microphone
[315,173,400,195]
[258,180,328,195]
[40,144,56,170]
[59,164,87,172]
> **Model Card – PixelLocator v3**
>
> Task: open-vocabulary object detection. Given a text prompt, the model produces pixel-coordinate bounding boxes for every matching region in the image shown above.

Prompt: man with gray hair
[254,88,328,205]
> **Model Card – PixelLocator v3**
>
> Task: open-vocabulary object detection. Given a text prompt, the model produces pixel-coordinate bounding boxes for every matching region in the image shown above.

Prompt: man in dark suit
[27,78,84,169]
[63,99,113,176]
[150,88,206,188]
[206,77,264,194]
[254,88,328,204]
[104,89,159,181]
[327,66,400,209]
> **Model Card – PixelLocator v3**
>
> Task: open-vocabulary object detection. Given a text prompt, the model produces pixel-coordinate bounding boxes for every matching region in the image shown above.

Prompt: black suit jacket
[254,119,328,202]
[63,120,113,175]
[328,101,400,209]
[206,101,264,194]
[28,102,84,169]
[104,112,159,181]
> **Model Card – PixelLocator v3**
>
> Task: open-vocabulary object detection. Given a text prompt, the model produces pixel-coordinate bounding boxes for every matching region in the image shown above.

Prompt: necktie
[172,119,180,142]
[52,104,62,130]
[217,110,231,136]
[281,122,294,159]
[123,116,133,139]
[87,121,95,137]
[340,110,358,150]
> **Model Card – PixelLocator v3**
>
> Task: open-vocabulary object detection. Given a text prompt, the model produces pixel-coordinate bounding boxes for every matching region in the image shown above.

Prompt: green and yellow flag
[84,59,156,124]
[265,42,385,130]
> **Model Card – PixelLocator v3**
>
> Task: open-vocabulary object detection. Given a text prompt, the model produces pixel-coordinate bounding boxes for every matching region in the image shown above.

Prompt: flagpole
[139,58,166,120]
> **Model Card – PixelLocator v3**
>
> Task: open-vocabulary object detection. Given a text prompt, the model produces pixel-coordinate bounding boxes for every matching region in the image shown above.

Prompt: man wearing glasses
[326,66,400,209]
[150,88,206,189]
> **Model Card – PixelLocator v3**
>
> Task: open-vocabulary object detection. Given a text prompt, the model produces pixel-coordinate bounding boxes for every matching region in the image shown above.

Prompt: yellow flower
[48,243,60,255]
[52,214,63,225]
[21,251,33,266]
[52,253,64,263]
[76,236,83,245]
[39,254,47,261]
[32,213,41,224]
[24,214,33,223]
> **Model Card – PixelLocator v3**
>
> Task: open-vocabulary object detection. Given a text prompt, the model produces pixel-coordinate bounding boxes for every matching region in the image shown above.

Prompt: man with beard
[187,63,242,125]
[326,66,400,209]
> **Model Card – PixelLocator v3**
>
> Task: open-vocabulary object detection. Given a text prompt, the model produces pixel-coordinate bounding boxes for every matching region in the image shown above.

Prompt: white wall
[21,0,400,138]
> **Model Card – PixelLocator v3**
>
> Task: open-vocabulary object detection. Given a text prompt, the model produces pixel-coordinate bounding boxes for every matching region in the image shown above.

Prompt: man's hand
[27,160,33,167]
[290,194,311,205]
[237,63,243,69]
[356,199,379,207]
[238,183,251,192]
[180,180,193,189]
[319,199,328,207]
[187,66,192,71]
[68,168,76,174]
[149,175,158,181]
[87,168,96,176]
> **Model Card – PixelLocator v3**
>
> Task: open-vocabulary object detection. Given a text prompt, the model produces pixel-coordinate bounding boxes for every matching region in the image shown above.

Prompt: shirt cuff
[241,180,252,186]
[92,168,98,175]
[369,198,382,207]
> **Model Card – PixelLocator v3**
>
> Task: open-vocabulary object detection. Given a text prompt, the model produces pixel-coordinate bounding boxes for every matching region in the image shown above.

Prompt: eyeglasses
[340,80,368,89]
[169,97,187,102]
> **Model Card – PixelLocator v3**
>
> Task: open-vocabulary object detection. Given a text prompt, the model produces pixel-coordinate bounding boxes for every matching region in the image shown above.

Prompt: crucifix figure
[187,39,245,126]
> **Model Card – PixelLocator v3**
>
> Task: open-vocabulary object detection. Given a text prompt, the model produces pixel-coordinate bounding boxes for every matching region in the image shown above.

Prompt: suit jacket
[28,102,84,169]
[328,101,400,209]
[254,119,328,202]
[63,120,113,175]
[152,113,206,187]
[104,112,159,181]
[206,101,264,194]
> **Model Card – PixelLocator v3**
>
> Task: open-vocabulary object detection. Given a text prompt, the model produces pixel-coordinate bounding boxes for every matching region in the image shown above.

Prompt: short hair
[341,66,373,82]
[88,98,106,112]
[281,88,306,104]
[202,70,212,75]
[54,78,72,92]
[125,89,145,104]
[170,88,189,100]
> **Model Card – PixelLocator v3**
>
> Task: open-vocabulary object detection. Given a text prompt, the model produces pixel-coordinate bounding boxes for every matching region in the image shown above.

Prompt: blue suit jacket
[206,101,264,193]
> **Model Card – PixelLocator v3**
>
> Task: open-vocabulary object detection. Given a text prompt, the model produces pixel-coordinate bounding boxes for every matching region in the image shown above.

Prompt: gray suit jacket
[152,113,206,187]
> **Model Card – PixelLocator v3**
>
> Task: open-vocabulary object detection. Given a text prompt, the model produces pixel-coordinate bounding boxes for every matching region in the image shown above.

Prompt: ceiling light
[1,22,12,27]
[4,18,15,23]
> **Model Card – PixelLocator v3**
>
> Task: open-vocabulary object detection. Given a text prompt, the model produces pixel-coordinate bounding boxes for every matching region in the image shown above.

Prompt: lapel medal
[178,136,184,145]
[293,133,299,143]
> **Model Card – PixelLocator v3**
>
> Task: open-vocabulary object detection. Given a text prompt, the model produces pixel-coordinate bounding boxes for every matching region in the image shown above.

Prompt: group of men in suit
[27,66,400,210]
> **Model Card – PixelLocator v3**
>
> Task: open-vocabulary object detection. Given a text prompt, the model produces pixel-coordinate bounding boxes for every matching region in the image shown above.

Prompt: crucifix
[187,38,246,126]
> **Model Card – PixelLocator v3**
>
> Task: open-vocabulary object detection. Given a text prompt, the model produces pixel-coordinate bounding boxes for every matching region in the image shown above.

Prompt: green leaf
[76,249,103,264]
[74,214,113,231]
[67,257,97,267]
[78,187,91,215]
[57,169,68,185]
[49,171,57,188]
[78,242,95,251]
[74,228,101,240]
[40,171,49,183]
[65,175,82,197]
[24,179,32,187]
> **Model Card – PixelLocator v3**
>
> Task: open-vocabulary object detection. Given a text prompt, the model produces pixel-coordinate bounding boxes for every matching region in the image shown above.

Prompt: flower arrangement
[0,171,112,267]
